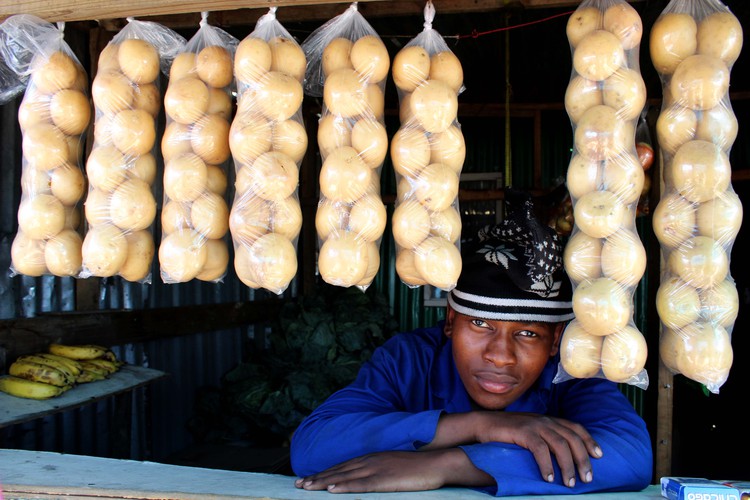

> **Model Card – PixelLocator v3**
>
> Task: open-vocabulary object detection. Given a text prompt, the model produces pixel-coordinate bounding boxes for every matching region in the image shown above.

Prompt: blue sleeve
[290,336,443,477]
[460,379,653,497]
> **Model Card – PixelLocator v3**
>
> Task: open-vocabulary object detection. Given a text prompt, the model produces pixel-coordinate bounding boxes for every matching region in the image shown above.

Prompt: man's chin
[469,392,516,411]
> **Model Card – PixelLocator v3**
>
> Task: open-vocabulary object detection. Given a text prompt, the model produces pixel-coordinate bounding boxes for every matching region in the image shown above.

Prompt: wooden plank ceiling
[1,0,584,26]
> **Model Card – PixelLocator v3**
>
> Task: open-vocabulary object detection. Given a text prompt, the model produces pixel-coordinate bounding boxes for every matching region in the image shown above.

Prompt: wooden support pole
[656,361,674,478]
[533,109,542,188]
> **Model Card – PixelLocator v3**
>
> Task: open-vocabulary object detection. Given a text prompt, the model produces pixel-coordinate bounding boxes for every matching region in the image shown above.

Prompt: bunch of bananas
[0,344,124,400]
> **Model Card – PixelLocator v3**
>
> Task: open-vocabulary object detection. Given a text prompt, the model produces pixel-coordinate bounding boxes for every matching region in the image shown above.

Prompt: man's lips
[474,371,518,394]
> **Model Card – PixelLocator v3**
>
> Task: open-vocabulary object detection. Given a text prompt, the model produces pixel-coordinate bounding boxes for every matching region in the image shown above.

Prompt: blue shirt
[290,323,653,496]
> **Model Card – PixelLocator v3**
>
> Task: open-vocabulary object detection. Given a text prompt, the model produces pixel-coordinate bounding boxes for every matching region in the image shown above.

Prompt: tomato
[636,142,654,171]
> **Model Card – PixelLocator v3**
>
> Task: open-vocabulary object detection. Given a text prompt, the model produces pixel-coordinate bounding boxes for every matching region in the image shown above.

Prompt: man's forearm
[427,447,495,488]
[420,412,481,450]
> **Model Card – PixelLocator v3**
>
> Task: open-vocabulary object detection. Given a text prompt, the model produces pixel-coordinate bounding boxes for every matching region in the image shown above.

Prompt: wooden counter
[0,449,663,500]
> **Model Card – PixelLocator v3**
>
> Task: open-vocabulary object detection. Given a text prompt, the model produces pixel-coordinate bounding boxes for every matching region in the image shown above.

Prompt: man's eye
[518,330,538,338]
[471,319,489,328]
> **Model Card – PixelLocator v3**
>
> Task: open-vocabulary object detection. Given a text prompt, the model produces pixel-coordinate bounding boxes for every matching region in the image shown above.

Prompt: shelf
[0,365,166,428]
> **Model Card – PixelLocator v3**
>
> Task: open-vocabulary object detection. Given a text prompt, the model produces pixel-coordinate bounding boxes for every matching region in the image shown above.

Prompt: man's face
[444,306,564,410]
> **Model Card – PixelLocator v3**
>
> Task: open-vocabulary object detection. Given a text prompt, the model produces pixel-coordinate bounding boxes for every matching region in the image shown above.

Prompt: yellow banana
[17,355,77,379]
[76,369,107,383]
[9,360,73,387]
[37,353,83,376]
[0,375,65,399]
[84,358,119,374]
[78,361,110,378]
[101,350,119,363]
[49,343,108,361]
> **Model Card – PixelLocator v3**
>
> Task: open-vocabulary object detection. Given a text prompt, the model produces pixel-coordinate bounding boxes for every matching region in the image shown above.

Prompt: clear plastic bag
[650,0,742,394]
[80,18,185,283]
[301,3,389,290]
[390,1,465,291]
[159,13,238,284]
[229,8,307,294]
[1,15,90,277]
[555,0,649,389]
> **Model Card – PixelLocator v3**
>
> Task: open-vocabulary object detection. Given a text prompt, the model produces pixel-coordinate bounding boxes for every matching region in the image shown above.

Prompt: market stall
[0,0,747,494]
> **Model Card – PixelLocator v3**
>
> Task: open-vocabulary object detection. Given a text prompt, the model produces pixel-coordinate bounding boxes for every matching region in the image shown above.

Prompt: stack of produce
[557,0,649,388]
[302,3,389,290]
[160,14,237,283]
[650,0,742,393]
[229,8,307,294]
[0,344,123,400]
[0,15,90,277]
[390,1,465,291]
[82,19,185,282]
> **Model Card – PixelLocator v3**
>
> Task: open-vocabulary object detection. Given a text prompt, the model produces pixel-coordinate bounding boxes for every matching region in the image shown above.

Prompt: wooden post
[503,7,512,187]
[656,361,674,478]
[533,109,542,188]
[651,108,671,478]
[299,102,320,296]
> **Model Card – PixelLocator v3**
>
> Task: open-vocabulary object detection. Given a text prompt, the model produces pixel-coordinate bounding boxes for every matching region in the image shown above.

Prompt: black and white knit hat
[448,189,574,323]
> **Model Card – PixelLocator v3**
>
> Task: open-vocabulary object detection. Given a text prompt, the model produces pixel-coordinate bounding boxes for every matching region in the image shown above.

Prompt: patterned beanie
[448,189,574,323]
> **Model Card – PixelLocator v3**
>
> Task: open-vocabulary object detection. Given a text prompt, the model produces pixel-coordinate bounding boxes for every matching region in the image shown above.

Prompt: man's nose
[483,334,516,367]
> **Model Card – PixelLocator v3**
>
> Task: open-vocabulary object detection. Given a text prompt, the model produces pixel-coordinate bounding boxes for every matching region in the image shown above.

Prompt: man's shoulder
[385,323,446,349]
[370,324,452,394]
[377,323,447,363]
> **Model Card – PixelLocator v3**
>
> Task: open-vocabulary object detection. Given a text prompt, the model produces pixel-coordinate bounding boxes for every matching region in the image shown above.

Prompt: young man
[290,193,653,496]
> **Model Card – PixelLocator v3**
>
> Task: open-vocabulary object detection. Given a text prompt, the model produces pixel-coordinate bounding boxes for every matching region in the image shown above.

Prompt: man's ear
[549,322,565,357]
[444,304,456,338]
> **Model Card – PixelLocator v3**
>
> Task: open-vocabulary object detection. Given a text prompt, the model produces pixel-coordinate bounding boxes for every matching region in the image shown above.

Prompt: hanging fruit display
[0,15,90,278]
[301,3,389,290]
[390,1,465,291]
[557,0,649,389]
[160,14,237,284]
[81,19,185,282]
[651,0,742,394]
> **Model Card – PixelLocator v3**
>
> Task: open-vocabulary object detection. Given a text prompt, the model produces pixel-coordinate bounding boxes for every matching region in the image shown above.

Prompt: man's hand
[473,412,602,487]
[424,412,601,487]
[294,449,493,493]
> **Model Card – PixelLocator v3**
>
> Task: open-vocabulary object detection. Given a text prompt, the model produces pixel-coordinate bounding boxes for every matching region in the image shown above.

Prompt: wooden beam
[0,0,482,24]
[0,299,283,363]
[733,169,750,182]
[382,186,549,206]
[0,0,591,25]
[299,102,320,296]
[533,109,543,188]
[656,360,674,478]
[522,0,578,6]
